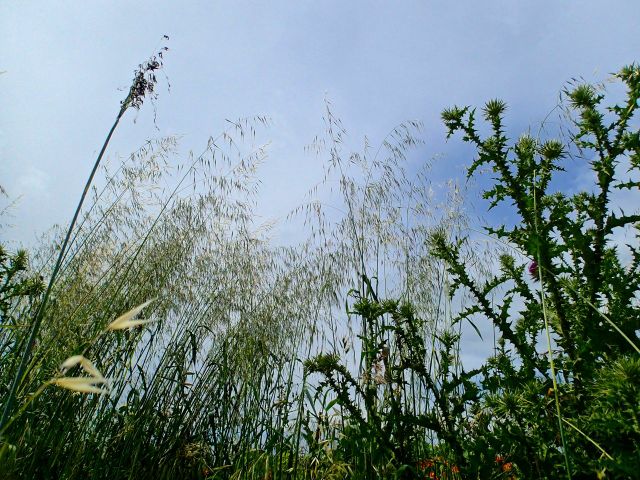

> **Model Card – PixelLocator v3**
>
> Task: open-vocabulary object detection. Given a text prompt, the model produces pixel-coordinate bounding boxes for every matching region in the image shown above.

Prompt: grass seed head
[107,299,156,330]
[53,355,110,394]
[60,355,105,380]
[50,377,110,395]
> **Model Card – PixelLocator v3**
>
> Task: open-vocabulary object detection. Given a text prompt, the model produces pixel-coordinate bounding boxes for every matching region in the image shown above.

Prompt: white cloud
[15,165,50,199]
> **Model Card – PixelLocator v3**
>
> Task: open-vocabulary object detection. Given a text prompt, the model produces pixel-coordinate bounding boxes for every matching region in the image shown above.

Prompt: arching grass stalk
[0,45,168,433]
[533,169,572,479]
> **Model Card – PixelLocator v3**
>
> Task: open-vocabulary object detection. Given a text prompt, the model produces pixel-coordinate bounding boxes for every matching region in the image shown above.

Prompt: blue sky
[1,1,639,247]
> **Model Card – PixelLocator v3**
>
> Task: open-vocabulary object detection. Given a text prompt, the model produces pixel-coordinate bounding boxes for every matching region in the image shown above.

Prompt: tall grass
[0,86,464,479]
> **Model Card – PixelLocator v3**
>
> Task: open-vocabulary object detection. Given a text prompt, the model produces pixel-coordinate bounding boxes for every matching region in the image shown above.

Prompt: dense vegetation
[0,53,638,479]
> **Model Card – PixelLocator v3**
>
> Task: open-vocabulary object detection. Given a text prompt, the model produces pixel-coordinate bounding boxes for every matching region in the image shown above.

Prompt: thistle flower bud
[528,260,539,280]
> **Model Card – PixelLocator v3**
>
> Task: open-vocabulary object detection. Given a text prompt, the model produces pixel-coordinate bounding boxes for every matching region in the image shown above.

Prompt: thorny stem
[533,170,572,479]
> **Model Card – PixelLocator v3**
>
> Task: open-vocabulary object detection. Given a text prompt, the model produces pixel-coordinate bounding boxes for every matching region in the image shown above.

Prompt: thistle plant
[0,246,45,327]
[434,63,640,478]
[304,276,477,479]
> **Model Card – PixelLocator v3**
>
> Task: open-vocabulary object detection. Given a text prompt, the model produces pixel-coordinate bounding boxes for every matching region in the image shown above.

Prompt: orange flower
[451,465,460,473]
[502,462,513,472]
[418,459,434,470]
[495,455,504,464]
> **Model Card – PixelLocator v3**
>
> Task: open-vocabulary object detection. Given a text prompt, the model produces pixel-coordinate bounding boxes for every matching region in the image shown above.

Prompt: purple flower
[528,261,539,279]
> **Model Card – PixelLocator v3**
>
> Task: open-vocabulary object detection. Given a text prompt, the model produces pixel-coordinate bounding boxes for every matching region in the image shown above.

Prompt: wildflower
[495,455,504,464]
[502,462,513,472]
[528,260,539,280]
[451,465,460,473]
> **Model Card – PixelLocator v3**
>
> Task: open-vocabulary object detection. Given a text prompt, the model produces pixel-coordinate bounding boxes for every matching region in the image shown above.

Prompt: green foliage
[435,63,640,478]
[0,245,45,399]
[0,246,44,323]
[305,280,474,478]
